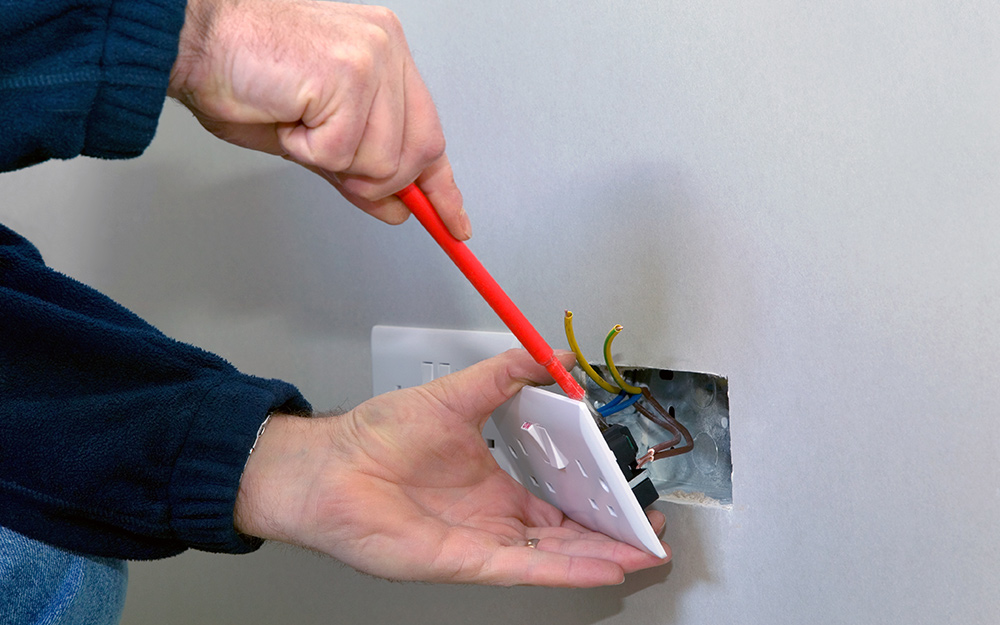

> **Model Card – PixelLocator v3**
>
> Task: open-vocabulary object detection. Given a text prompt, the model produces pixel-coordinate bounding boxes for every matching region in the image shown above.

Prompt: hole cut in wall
[585,366,732,507]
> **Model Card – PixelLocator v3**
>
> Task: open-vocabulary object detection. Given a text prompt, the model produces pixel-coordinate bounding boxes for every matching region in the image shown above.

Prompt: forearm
[0,0,187,171]
[0,224,311,559]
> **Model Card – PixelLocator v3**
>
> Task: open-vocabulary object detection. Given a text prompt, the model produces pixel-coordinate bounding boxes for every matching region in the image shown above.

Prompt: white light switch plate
[371,325,523,478]
[492,386,666,558]
[371,325,519,395]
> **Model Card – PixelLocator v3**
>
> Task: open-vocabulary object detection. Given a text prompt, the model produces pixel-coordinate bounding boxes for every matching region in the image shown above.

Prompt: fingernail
[459,210,472,240]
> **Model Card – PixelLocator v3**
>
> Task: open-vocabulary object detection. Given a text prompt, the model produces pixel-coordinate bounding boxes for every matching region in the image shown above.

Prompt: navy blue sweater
[0,1,312,559]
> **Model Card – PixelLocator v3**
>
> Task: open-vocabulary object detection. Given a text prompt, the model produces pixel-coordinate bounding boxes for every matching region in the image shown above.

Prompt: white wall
[4,1,999,623]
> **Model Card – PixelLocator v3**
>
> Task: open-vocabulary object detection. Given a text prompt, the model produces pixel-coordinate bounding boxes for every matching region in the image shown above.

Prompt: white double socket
[370,325,664,557]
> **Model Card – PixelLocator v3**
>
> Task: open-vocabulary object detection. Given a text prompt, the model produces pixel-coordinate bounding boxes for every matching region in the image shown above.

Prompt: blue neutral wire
[597,391,642,417]
[600,391,628,412]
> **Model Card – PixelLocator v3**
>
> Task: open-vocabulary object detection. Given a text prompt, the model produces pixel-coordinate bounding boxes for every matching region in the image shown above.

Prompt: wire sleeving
[603,325,643,395]
[564,310,620,394]
[597,391,643,418]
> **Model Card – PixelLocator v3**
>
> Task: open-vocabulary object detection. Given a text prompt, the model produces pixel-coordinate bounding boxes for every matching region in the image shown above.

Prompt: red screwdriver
[396,183,585,401]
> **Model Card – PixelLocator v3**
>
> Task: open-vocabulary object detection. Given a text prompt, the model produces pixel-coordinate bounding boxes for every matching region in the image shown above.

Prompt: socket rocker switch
[520,422,568,469]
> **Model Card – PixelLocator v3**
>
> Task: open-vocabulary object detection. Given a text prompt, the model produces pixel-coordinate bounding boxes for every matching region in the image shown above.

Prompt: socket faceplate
[492,387,666,557]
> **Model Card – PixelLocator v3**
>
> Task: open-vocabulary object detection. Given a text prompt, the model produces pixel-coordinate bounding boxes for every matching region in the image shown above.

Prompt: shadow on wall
[125,530,702,625]
[83,161,476,339]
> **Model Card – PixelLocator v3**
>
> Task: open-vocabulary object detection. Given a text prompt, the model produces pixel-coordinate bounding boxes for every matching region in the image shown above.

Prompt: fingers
[342,68,406,180]
[330,65,467,238]
[302,17,460,234]
[327,183,414,226]
[329,154,467,240]
[529,533,671,574]
[272,5,400,175]
[646,508,667,535]
[483,532,670,587]
[414,156,469,240]
[490,548,628,588]
[422,349,579,426]
[519,498,671,577]
[275,81,375,174]
[525,514,671,572]
[552,349,580,376]
[174,0,464,233]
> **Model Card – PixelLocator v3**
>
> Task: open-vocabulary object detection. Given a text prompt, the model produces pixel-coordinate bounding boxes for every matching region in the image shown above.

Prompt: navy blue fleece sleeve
[0,0,186,171]
[0,225,312,559]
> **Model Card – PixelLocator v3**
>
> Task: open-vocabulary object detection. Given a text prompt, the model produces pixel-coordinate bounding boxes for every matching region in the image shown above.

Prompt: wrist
[233,412,348,544]
[234,413,301,540]
[168,0,222,102]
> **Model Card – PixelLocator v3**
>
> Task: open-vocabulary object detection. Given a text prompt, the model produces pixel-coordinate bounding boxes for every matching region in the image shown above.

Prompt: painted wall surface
[4,1,999,623]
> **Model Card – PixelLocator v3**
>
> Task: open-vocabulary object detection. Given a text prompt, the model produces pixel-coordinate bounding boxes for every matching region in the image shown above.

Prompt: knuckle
[289,136,355,172]
[365,6,401,33]
[354,8,398,57]
[340,177,383,203]
[324,152,356,173]
[337,45,377,82]
[417,133,446,166]
[363,158,400,180]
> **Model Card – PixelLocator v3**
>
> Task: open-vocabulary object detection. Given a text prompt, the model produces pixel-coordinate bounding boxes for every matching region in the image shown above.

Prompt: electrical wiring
[564,312,644,420]
[603,325,643,395]
[597,391,628,414]
[564,311,620,394]
[563,311,691,465]
[597,391,643,418]
[635,388,694,467]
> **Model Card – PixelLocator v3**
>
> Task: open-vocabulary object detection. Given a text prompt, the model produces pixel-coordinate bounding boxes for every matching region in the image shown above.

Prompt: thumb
[424,348,578,428]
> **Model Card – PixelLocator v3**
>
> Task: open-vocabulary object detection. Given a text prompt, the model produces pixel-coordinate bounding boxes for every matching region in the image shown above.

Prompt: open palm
[236,349,669,587]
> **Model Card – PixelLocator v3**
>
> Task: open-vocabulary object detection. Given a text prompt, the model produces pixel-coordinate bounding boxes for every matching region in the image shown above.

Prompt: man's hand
[168,0,469,239]
[234,349,671,587]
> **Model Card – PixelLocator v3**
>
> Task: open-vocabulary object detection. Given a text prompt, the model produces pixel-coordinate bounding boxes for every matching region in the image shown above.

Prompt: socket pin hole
[517,440,528,456]
[599,478,610,492]
[576,459,588,477]
[607,505,618,518]
[529,476,539,487]
[589,498,599,510]
[507,445,517,458]
[545,482,556,493]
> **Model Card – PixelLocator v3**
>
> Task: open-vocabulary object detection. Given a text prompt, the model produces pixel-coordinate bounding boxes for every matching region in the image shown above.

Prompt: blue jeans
[0,525,127,625]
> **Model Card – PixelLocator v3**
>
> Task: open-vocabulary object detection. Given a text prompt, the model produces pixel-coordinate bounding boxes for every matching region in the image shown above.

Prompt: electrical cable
[598,391,628,413]
[597,391,631,417]
[561,311,690,464]
[564,310,620,394]
[635,388,694,466]
[603,325,643,395]
[597,391,643,418]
